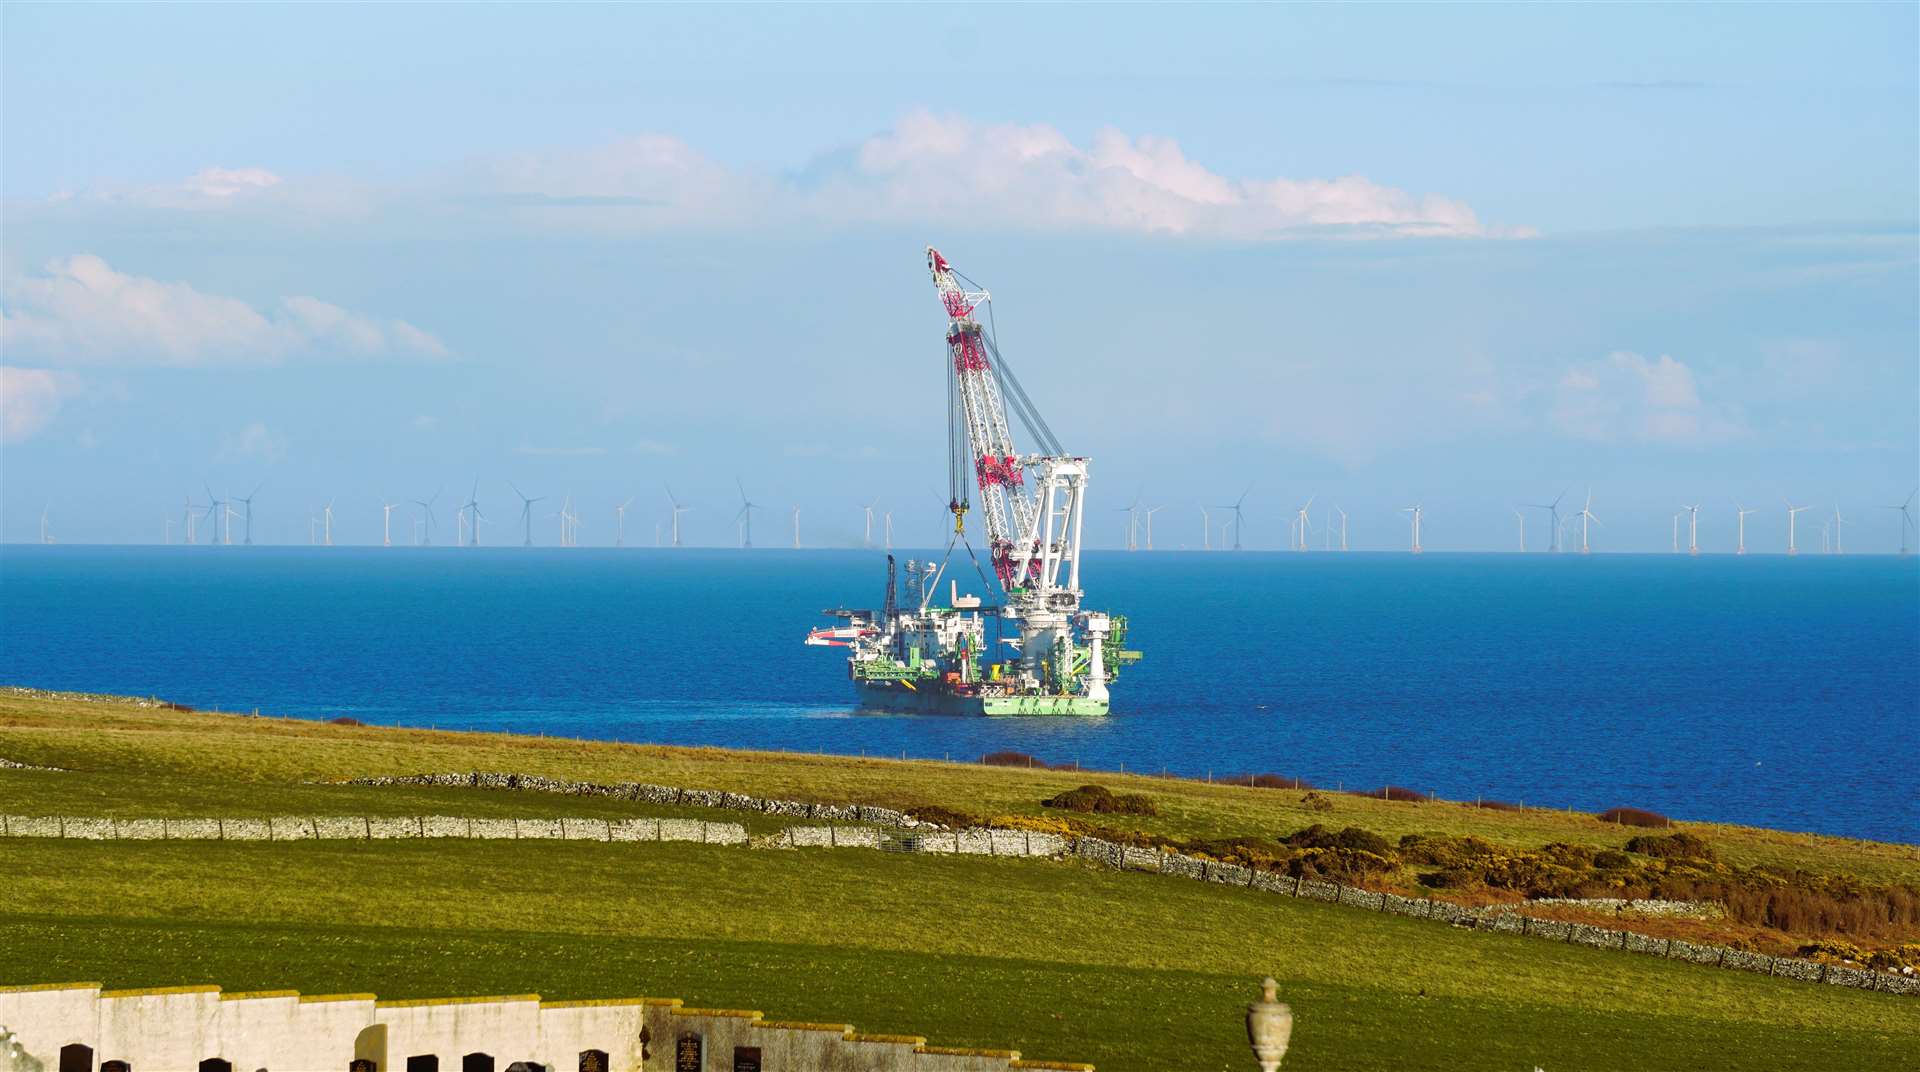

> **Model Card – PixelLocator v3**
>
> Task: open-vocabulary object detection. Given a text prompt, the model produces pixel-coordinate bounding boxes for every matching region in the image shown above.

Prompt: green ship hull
[854,680,1108,717]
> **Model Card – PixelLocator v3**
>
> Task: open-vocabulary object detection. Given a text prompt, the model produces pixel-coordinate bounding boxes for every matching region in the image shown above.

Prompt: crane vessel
[804,247,1140,715]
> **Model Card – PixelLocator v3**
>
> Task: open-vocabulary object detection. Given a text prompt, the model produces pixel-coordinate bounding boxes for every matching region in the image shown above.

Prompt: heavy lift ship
[804,248,1140,716]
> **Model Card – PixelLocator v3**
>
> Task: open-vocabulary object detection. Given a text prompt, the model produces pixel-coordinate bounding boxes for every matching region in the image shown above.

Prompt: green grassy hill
[2,690,1915,1071]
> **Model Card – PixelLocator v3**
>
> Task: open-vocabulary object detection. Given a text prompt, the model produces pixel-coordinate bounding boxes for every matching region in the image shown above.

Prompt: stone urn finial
[1245,976,1293,1071]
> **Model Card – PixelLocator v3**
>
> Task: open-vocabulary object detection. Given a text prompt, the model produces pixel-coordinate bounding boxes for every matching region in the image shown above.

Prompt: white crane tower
[929,246,1107,702]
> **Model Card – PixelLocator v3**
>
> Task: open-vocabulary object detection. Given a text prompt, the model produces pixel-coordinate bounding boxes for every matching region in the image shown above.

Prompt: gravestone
[102,1063,130,1072]
[406,1058,439,1072]
[59,1045,92,1072]
[350,1061,376,1072]
[578,1052,608,1072]
[731,1048,761,1072]
[462,1055,495,1072]
[675,1033,702,1072]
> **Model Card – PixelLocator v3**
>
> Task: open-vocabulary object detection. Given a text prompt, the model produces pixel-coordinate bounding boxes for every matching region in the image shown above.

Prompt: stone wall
[0,814,748,846]
[0,983,1094,1072]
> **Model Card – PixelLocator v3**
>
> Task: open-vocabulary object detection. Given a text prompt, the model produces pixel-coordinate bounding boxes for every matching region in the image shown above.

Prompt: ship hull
[854,680,1108,717]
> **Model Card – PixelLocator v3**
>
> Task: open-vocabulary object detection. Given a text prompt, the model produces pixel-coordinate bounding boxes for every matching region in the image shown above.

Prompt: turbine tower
[1735,504,1755,556]
[1784,500,1809,555]
[1200,506,1211,551]
[1403,505,1423,554]
[1514,508,1526,553]
[1524,490,1568,553]
[1214,487,1250,551]
[1293,495,1314,552]
[1886,489,1917,555]
[512,483,544,546]
[615,497,635,547]
[791,506,801,549]
[1575,490,1600,554]
[666,486,689,548]
[235,481,263,545]
[39,506,53,544]
[1335,506,1348,551]
[323,499,336,546]
[1672,512,1682,554]
[381,499,400,547]
[1116,496,1140,551]
[463,480,483,547]
[1143,506,1163,551]
[1684,504,1700,556]
[862,499,878,549]
[412,491,439,546]
[734,480,760,549]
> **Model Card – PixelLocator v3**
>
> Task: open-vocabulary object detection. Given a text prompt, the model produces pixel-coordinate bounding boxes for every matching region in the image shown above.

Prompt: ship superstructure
[805,248,1139,716]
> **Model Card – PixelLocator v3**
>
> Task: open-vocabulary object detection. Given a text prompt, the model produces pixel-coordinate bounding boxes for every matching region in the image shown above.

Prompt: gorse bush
[1625,832,1715,861]
[1042,784,1158,816]
[1597,807,1672,828]
[1283,824,1394,856]
[907,804,984,829]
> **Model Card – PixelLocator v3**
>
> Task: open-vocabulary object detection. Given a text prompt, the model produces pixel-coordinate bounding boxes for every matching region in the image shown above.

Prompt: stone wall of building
[0,984,1093,1072]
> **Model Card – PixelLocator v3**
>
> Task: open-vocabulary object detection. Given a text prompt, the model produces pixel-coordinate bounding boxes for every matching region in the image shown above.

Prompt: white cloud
[0,366,78,444]
[0,255,449,365]
[217,421,287,462]
[56,115,1523,241]
[1551,351,1739,443]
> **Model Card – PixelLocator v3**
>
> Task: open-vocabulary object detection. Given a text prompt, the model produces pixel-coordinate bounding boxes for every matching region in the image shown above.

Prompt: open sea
[2,546,1915,843]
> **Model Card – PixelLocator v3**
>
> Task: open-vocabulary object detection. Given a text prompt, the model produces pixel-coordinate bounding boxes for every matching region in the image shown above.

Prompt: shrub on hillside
[1597,806,1671,828]
[1397,833,1499,869]
[1288,846,1397,882]
[1282,824,1393,856]
[1042,784,1158,816]
[1593,849,1634,870]
[328,716,365,726]
[1300,791,1334,812]
[1625,832,1715,860]
[982,751,1049,769]
[1361,785,1432,802]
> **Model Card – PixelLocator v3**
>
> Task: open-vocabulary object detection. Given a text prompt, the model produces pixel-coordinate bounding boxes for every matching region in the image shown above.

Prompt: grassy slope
[1,691,1916,1071]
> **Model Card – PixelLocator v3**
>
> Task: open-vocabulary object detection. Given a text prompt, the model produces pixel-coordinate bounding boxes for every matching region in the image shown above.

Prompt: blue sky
[2,4,1916,551]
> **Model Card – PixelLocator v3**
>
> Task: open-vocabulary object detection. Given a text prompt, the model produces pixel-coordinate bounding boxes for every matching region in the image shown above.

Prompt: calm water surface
[3,546,1915,843]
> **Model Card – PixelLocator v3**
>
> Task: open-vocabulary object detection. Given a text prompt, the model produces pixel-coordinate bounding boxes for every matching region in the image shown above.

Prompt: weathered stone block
[786,825,833,848]
[1071,836,1112,862]
[365,816,421,839]
[1159,854,1203,880]
[1381,893,1426,917]
[561,818,610,841]
[62,817,114,840]
[1823,964,1873,989]
[680,789,722,808]
[1337,885,1384,910]
[830,826,878,849]
[221,818,271,841]
[1769,956,1822,982]
[633,784,681,805]
[1251,871,1298,896]
[1716,948,1769,973]
[1121,847,1162,872]
[1297,879,1341,902]
[1666,940,1722,965]
[608,817,659,842]
[703,822,747,845]
[114,818,168,840]
[313,816,368,839]
[1622,931,1669,957]
[1527,919,1571,942]
[1024,832,1068,857]
[1567,923,1621,950]
[956,828,994,855]
[857,805,907,827]
[1204,862,1253,887]
[514,818,563,840]
[988,830,1026,856]
[469,817,519,840]
[269,816,317,841]
[657,818,703,842]
[1874,972,1920,995]
[475,772,515,789]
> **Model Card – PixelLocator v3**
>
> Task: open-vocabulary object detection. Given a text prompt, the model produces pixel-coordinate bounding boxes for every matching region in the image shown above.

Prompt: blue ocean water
[2,546,1915,843]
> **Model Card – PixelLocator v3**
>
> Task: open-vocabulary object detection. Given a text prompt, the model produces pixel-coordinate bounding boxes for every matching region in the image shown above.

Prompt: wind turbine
[455,502,468,547]
[1524,489,1568,553]
[861,499,879,549]
[183,494,199,545]
[1784,499,1809,555]
[1735,504,1755,556]
[39,506,53,544]
[380,499,400,547]
[1335,506,1348,552]
[1402,505,1423,554]
[204,485,229,545]
[1143,506,1163,551]
[1885,489,1917,555]
[666,486,689,548]
[791,505,801,549]
[1575,490,1599,554]
[462,480,483,547]
[1116,496,1140,551]
[615,497,635,547]
[1293,495,1314,552]
[1832,506,1846,555]
[235,481,263,545]
[224,501,241,546]
[735,480,760,548]
[1672,513,1682,554]
[1200,506,1211,551]
[511,483,544,546]
[883,511,895,551]
[1684,504,1700,556]
[1215,487,1251,551]
[413,491,439,546]
[323,499,336,546]
[1514,508,1526,553]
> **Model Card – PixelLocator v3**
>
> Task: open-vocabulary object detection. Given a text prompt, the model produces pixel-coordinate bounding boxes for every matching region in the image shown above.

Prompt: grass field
[3,689,1916,1070]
